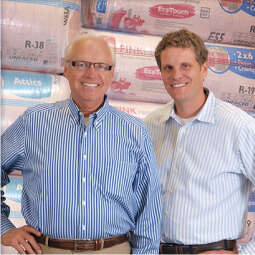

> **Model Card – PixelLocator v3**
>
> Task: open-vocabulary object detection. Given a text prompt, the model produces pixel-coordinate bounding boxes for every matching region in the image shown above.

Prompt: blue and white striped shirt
[1,96,162,254]
[144,90,255,254]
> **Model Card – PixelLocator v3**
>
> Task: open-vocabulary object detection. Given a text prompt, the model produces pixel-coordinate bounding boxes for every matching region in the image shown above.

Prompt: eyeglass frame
[67,60,113,72]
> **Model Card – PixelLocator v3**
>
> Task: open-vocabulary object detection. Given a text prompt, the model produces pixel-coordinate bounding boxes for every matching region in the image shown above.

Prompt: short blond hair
[155,29,208,70]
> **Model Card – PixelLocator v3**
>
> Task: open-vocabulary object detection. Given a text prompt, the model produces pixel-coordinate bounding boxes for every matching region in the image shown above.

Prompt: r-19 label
[25,40,44,49]
[239,86,255,94]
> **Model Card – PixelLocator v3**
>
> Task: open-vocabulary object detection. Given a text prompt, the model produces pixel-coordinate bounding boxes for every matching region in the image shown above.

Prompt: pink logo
[123,15,145,31]
[110,78,131,93]
[149,4,195,19]
[135,66,162,80]
[113,106,137,115]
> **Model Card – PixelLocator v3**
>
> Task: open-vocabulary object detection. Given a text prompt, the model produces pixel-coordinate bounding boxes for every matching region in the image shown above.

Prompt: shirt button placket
[82,129,87,235]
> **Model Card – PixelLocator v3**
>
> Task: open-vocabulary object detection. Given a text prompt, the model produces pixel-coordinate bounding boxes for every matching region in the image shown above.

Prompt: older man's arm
[130,128,162,254]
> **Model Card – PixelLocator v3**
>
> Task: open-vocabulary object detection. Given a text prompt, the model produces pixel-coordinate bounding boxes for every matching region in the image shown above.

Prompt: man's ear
[111,66,115,79]
[202,60,208,80]
[63,64,68,77]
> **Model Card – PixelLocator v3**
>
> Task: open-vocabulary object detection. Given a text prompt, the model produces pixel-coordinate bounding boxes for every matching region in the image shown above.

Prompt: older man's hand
[1,225,42,254]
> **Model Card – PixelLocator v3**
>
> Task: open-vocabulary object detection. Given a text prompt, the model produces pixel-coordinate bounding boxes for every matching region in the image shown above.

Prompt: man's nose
[85,64,97,78]
[172,68,182,81]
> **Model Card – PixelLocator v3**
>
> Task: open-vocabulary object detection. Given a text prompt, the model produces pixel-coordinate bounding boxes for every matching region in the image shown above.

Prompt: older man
[1,34,161,254]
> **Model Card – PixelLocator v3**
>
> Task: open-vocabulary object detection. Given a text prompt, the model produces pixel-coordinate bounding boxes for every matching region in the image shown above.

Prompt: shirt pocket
[96,159,137,199]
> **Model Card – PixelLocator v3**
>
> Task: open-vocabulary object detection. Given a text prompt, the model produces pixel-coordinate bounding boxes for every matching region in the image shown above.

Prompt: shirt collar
[68,95,82,125]
[164,88,216,124]
[68,95,110,127]
[196,88,215,124]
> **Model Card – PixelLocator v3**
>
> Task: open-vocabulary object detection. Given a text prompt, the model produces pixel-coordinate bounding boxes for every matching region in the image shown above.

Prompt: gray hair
[64,33,116,66]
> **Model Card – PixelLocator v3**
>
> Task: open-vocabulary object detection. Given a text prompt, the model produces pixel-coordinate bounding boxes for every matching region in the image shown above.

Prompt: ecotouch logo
[149,4,195,19]
[135,66,162,80]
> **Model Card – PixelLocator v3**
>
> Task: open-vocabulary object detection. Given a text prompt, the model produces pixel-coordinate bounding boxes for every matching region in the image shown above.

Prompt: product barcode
[200,7,210,19]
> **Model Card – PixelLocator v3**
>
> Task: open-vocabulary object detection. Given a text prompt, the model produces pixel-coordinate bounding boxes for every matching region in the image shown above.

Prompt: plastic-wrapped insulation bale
[1,0,81,74]
[81,28,255,111]
[109,100,164,119]
[205,42,255,112]
[81,0,255,47]
[81,28,171,104]
[1,70,71,134]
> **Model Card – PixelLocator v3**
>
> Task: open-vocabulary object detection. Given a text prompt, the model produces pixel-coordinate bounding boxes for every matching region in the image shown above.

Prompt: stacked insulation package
[1,0,255,254]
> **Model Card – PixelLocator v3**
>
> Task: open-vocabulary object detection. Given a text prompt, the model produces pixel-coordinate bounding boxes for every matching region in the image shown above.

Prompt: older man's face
[64,38,114,113]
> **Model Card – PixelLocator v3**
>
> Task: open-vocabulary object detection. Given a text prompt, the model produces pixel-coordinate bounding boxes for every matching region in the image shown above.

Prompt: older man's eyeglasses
[68,60,113,72]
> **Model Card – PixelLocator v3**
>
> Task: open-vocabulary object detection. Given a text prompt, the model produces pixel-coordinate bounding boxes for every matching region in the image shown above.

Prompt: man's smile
[81,82,98,87]
[171,83,187,88]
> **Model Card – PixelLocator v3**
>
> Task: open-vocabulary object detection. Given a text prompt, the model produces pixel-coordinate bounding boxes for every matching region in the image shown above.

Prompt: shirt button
[82,201,86,206]
[82,225,86,230]
[95,121,98,125]
[79,112,83,116]
[182,128,186,132]
[169,189,172,194]
[83,155,87,160]
[165,211,169,215]
[174,169,178,173]
[84,132,87,136]
[165,233,168,237]
[82,177,86,183]
[177,148,182,152]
